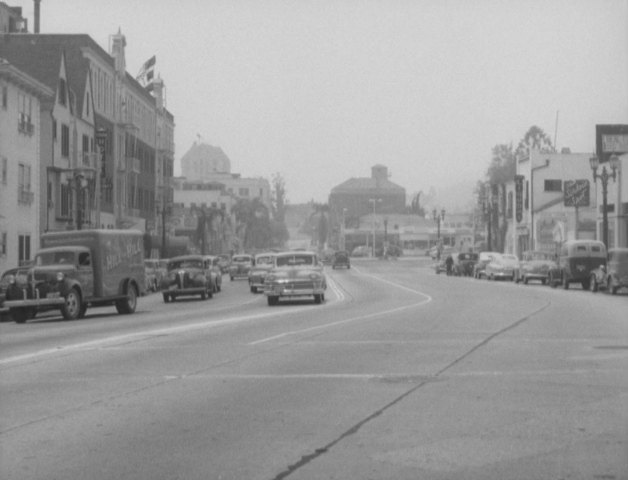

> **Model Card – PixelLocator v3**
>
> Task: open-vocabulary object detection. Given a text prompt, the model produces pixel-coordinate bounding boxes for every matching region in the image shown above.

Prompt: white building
[0,59,53,272]
[509,149,599,257]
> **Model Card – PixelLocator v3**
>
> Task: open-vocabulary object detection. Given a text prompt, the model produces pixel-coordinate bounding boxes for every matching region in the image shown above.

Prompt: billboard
[564,180,590,207]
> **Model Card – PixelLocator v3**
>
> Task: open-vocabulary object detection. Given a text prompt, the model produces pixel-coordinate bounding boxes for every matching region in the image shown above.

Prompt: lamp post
[590,154,619,248]
[432,208,445,245]
[369,198,381,257]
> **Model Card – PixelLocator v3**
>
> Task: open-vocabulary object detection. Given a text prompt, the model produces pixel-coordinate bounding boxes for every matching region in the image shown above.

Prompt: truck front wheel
[61,288,82,320]
[116,284,138,314]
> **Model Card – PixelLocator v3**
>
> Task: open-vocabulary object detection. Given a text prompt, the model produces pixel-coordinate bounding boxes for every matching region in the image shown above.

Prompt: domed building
[180,142,232,179]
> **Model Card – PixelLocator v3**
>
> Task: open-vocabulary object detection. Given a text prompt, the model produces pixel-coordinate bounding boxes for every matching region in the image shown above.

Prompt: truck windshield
[36,251,75,266]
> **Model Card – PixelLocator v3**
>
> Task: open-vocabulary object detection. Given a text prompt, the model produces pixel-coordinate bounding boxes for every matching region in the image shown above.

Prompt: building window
[58,182,71,218]
[1,85,7,109]
[1,156,7,184]
[507,191,513,218]
[239,188,249,197]
[18,164,31,204]
[82,134,90,166]
[0,232,6,256]
[544,179,562,192]
[58,78,67,106]
[52,119,57,141]
[61,124,70,157]
[18,92,33,134]
[18,234,31,265]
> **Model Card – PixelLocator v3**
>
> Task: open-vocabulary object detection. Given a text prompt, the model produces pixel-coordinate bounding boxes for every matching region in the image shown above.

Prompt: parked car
[331,250,351,269]
[589,247,628,294]
[0,267,34,321]
[264,251,327,305]
[203,255,223,293]
[453,252,478,276]
[473,251,499,279]
[248,252,276,293]
[161,255,214,302]
[516,250,556,285]
[485,253,519,281]
[549,240,606,290]
[229,254,253,280]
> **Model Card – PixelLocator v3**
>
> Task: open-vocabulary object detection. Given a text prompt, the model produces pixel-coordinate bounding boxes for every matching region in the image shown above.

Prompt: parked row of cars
[435,240,628,295]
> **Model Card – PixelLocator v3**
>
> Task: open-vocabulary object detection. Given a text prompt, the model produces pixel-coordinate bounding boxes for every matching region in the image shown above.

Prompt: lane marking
[0,285,349,366]
[249,270,432,345]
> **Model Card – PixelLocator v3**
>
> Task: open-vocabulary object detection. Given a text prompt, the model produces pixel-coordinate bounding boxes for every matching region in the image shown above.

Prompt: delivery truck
[4,229,145,323]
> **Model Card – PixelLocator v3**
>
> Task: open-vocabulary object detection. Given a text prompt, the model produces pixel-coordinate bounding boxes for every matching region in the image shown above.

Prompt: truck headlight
[56,272,65,281]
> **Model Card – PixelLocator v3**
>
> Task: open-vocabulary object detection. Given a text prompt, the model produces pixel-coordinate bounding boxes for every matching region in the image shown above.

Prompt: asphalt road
[1,258,626,480]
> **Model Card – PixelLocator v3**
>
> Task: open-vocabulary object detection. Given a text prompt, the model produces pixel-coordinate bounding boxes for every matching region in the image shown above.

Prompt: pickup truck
[3,229,145,323]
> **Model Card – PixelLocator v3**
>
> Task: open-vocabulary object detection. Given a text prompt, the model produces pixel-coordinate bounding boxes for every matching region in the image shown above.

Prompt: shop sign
[564,180,590,207]
[515,175,524,223]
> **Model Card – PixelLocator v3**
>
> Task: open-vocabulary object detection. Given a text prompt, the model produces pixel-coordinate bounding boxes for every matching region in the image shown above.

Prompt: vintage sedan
[229,254,253,281]
[264,251,327,306]
[248,252,276,293]
[485,253,519,281]
[453,252,478,276]
[589,248,628,294]
[160,255,213,302]
[473,251,499,279]
[516,250,556,285]
[331,250,351,269]
[549,240,606,290]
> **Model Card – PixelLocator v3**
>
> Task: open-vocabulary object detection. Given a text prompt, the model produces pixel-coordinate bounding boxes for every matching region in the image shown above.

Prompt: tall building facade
[1,31,175,257]
[0,59,53,272]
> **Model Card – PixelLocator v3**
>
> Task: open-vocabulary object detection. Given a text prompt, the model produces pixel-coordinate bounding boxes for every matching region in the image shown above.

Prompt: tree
[271,173,287,223]
[408,191,425,217]
[232,198,271,250]
[515,125,556,159]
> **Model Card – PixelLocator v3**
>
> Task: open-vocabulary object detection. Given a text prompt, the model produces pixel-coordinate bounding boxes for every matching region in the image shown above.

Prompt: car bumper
[265,285,326,297]
[164,285,206,296]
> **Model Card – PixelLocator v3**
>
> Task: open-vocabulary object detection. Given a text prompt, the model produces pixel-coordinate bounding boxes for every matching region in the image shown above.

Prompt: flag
[136,55,156,83]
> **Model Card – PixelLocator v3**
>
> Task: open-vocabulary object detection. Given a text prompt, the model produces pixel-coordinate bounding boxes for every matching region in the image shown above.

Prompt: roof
[331,177,405,194]
[0,34,157,114]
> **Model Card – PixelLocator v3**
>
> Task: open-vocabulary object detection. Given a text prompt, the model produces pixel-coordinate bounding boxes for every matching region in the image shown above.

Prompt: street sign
[564,180,590,207]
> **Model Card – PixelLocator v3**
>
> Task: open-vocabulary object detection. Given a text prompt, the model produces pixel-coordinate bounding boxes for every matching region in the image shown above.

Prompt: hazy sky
[11,0,628,206]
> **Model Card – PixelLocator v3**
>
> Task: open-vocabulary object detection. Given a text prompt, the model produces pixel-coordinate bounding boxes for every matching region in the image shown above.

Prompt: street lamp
[590,154,620,248]
[369,198,382,257]
[432,208,446,244]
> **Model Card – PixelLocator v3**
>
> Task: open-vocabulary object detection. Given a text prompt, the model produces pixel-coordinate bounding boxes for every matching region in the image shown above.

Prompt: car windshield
[233,256,251,263]
[256,256,274,266]
[275,254,315,267]
[502,254,518,262]
[36,251,75,266]
[169,259,203,270]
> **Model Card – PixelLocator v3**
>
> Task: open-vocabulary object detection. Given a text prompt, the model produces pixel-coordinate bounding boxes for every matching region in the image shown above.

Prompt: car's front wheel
[61,288,82,320]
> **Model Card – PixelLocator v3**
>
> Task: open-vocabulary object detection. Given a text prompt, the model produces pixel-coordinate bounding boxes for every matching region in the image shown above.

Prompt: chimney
[371,165,388,187]
[34,0,41,33]
[110,28,127,76]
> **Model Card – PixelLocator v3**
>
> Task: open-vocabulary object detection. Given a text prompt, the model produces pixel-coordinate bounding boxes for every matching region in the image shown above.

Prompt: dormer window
[58,78,67,106]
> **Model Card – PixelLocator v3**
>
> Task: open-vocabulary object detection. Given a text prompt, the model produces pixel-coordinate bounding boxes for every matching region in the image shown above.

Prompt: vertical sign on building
[95,128,107,177]
[515,175,524,223]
